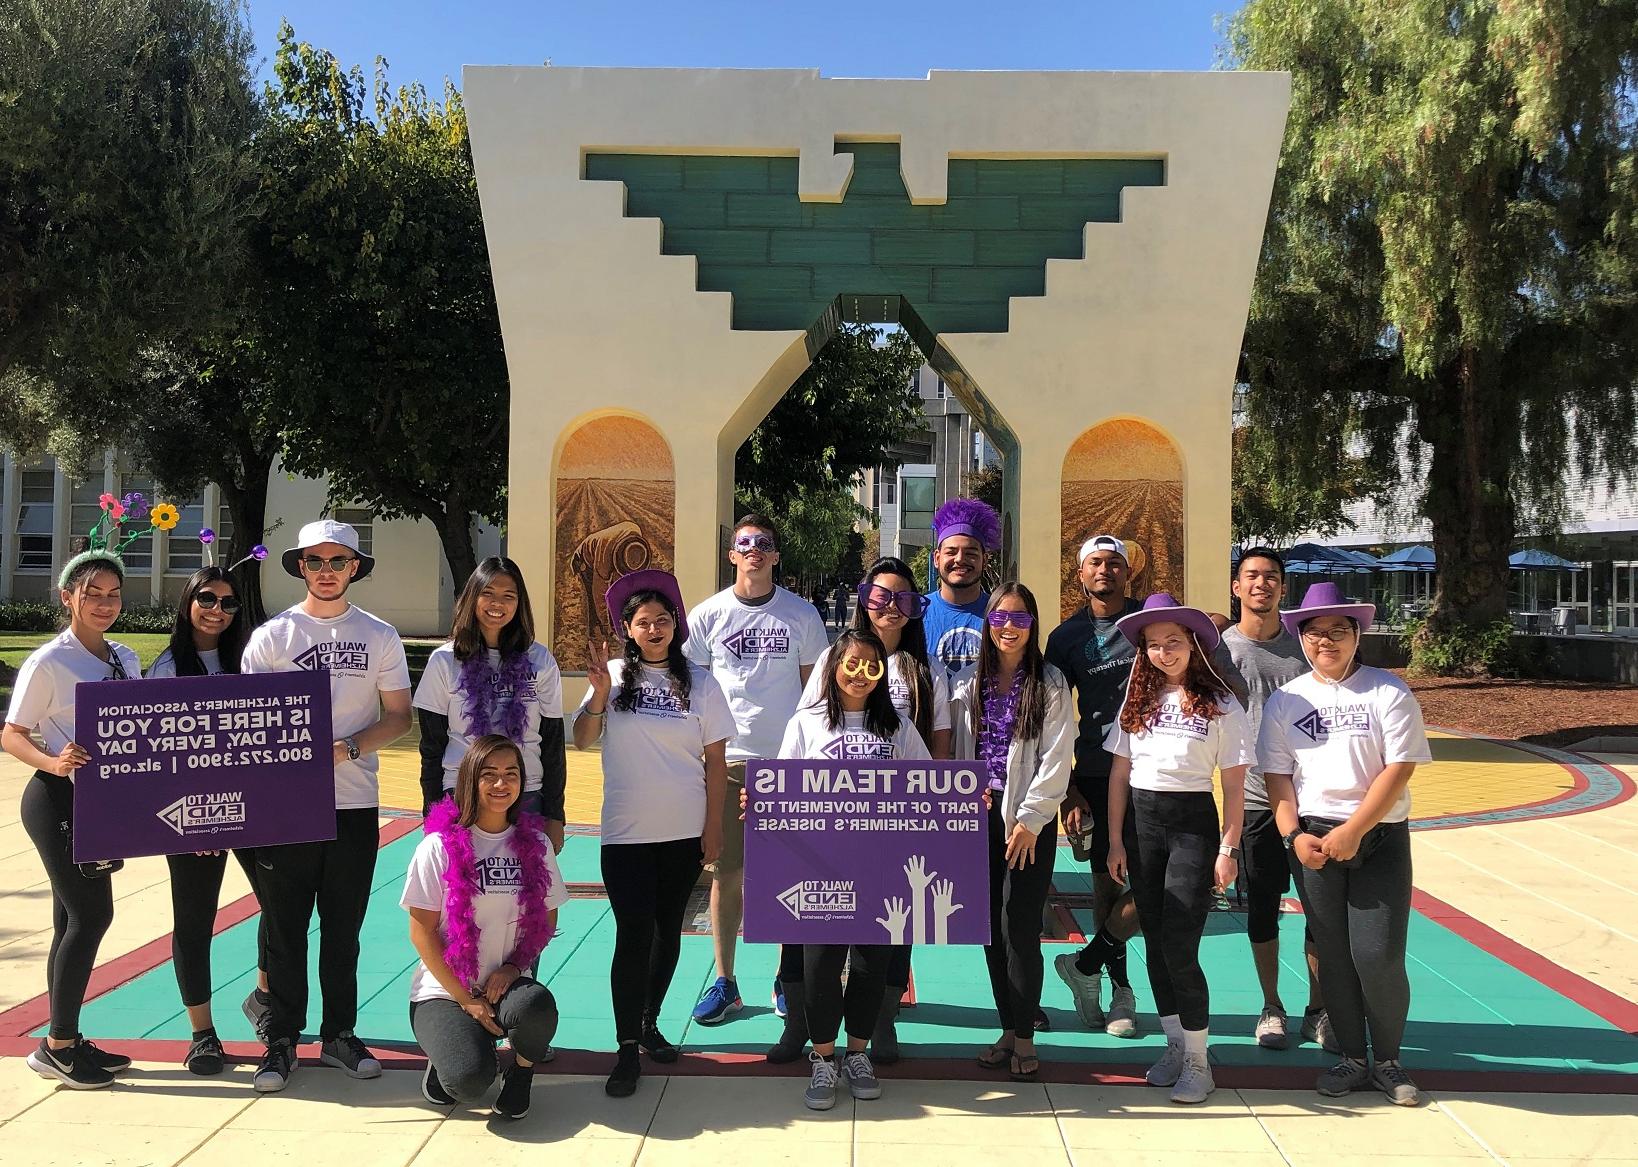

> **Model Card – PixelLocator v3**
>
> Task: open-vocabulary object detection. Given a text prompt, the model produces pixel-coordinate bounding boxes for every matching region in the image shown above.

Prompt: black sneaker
[253,1038,297,1093]
[319,1031,382,1079]
[493,1065,532,1120]
[184,1033,226,1076]
[26,1040,114,1090]
[604,1043,641,1097]
[242,989,273,1045]
[76,1036,132,1073]
[421,1061,455,1106]
[639,1024,679,1064]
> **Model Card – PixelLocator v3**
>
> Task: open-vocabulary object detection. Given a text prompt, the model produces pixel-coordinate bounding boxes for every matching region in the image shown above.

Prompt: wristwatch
[343,736,361,761]
[1281,828,1303,852]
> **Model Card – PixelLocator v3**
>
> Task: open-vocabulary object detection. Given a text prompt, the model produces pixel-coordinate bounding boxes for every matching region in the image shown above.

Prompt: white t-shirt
[798,647,952,737]
[585,660,736,845]
[5,631,142,756]
[241,604,412,809]
[1258,666,1432,824]
[685,586,828,761]
[778,706,932,762]
[399,824,569,1003]
[413,642,563,793]
[1104,689,1255,793]
[145,647,223,678]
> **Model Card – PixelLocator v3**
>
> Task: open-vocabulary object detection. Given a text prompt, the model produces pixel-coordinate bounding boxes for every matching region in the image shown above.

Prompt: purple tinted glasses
[857,582,929,619]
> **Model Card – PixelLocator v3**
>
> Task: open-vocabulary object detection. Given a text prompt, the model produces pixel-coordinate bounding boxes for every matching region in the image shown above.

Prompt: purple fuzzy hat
[931,498,1001,551]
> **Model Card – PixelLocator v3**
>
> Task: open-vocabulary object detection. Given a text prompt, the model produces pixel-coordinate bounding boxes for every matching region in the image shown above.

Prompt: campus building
[0,450,498,636]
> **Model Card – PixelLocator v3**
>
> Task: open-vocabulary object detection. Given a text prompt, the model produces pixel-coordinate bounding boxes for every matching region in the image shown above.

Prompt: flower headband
[56,492,175,589]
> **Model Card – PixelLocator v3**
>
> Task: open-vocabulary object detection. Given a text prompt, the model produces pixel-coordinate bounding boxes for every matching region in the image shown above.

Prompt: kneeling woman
[1261,582,1431,1107]
[575,570,732,1098]
[777,628,930,1111]
[1105,594,1253,1104]
[401,735,567,1120]
[952,582,1074,1082]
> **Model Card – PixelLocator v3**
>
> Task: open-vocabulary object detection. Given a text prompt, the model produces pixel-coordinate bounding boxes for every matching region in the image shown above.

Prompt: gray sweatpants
[1294,819,1412,1061]
[409,978,558,1102]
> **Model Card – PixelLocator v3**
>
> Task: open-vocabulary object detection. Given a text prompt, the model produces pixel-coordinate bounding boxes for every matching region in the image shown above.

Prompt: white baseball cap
[282,519,375,580]
[1078,534,1128,565]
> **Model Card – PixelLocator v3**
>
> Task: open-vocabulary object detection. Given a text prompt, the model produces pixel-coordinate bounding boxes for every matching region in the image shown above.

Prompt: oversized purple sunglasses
[857,581,929,619]
[986,609,1035,629]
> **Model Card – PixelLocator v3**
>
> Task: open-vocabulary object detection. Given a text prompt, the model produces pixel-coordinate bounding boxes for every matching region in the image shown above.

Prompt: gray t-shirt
[1221,624,1308,809]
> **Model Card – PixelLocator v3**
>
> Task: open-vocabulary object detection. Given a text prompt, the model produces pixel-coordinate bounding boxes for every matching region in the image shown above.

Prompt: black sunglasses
[301,555,355,573]
[194,592,241,614]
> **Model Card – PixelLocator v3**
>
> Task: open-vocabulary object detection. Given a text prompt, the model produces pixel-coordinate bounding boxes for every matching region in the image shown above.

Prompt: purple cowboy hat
[1115,592,1221,652]
[1279,581,1375,640]
[605,569,689,647]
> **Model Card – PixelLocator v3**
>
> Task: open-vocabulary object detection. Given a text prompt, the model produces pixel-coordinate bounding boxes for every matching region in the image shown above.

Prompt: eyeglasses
[194,592,241,614]
[1301,627,1355,645]
[986,610,1035,629]
[301,555,355,573]
[857,582,929,619]
[839,655,886,681]
[733,533,777,554]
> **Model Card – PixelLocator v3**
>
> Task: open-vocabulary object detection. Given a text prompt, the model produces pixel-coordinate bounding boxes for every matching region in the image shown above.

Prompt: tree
[0,0,258,385]
[738,479,868,585]
[251,28,507,589]
[1229,0,1638,672]
[961,462,1003,514]
[1231,415,1384,548]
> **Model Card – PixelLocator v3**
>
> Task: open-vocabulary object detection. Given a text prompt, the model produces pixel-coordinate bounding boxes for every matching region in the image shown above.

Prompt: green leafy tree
[1231,417,1384,548]
[1229,0,1638,671]
[0,0,258,384]
[252,27,507,589]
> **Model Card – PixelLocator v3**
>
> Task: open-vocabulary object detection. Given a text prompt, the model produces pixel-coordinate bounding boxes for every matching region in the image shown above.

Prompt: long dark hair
[454,735,525,828]
[850,556,936,742]
[166,567,248,676]
[821,628,901,739]
[970,581,1048,744]
[450,557,536,662]
[612,588,693,713]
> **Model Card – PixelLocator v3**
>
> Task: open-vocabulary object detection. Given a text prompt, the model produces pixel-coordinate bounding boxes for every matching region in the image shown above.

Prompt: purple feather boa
[424,797,555,991]
[455,650,534,745]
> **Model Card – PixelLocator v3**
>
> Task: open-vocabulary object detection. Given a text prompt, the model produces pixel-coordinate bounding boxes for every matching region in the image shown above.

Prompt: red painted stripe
[0,815,424,1038]
[1412,888,1638,1035]
[1415,728,1636,829]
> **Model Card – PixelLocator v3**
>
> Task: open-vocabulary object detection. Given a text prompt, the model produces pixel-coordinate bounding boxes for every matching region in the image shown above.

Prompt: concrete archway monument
[464,68,1289,674]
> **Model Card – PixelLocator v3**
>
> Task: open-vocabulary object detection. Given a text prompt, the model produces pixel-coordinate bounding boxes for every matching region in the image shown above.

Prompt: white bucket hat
[281,519,375,581]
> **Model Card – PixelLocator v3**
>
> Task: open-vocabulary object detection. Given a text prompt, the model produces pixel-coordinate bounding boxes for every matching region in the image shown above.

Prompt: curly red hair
[1118,628,1231,734]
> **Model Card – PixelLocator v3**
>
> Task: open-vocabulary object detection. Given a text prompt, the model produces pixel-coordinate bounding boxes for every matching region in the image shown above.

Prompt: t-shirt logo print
[820,733,895,761]
[722,626,791,660]
[1154,708,1210,738]
[292,641,370,673]
[634,686,687,719]
[1293,706,1373,742]
[478,856,523,892]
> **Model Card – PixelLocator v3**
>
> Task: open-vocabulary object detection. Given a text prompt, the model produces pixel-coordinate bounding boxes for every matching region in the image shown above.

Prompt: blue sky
[248,1,1239,92]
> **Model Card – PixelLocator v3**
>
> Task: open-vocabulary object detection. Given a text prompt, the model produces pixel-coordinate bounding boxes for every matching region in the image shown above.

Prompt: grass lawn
[1,630,174,711]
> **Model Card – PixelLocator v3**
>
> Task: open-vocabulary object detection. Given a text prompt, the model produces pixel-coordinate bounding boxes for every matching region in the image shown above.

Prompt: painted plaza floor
[3,736,1638,1165]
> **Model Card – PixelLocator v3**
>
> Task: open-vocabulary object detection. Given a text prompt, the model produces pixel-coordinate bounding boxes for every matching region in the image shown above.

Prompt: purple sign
[73,671,335,862]
[743,760,989,945]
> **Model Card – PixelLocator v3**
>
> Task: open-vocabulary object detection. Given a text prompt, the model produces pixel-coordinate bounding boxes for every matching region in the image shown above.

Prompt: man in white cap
[242,519,412,1093]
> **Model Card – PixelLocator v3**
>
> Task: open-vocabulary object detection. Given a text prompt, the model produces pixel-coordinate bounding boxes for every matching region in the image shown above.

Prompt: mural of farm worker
[571,522,652,642]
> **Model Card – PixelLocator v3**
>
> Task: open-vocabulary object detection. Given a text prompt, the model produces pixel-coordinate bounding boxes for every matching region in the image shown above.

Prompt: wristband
[583,707,606,718]
[1217,844,1236,857]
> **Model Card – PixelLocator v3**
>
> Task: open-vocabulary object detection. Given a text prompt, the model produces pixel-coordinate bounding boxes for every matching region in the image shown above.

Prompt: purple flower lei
[455,650,534,744]
[424,798,555,991]
[977,671,1025,793]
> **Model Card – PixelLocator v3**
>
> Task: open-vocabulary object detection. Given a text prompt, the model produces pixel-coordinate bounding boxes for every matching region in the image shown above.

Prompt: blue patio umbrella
[1379,545,1436,572]
[1282,542,1373,574]
[1509,549,1584,571]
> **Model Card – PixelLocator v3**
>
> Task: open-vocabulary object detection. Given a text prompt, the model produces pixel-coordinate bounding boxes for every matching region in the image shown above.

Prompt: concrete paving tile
[0,1120,213,1167]
[0,1056,57,1122]
[856,1140,1072,1167]
[1238,1089,1495,1158]
[638,1136,851,1166]
[444,1073,664,1141]
[223,1063,446,1131]
[181,1126,433,1166]
[645,1074,856,1142]
[1437,1091,1638,1161]
[8,1062,257,1129]
[846,1078,1063,1146]
[412,1120,641,1165]
[1062,1155,1287,1167]
[1047,1082,1282,1153]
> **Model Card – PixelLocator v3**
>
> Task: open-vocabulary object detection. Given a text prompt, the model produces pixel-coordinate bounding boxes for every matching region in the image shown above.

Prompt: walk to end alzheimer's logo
[778,879,857,921]
[1294,705,1373,742]
[722,626,791,660]
[820,733,895,761]
[479,855,523,892]
[157,792,247,837]
[634,685,687,719]
[293,641,371,674]
[1154,706,1211,738]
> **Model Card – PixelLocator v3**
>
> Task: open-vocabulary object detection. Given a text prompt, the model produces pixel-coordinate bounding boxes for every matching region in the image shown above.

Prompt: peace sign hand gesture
[586,638,612,700]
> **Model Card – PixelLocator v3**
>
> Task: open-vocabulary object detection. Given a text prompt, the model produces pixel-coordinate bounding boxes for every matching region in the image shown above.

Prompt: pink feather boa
[424,798,555,991]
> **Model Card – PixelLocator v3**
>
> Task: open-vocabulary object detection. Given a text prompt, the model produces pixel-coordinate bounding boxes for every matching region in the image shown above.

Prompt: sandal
[1009,1051,1041,1081]
[976,1043,1013,1070]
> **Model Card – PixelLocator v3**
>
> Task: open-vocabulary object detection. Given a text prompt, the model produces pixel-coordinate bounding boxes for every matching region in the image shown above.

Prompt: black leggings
[167,849,266,1008]
[803,943,889,1046]
[20,772,115,1041]
[410,979,558,1101]
[1126,788,1218,1032]
[984,806,1057,1040]
[259,807,379,1043]
[600,837,701,1043]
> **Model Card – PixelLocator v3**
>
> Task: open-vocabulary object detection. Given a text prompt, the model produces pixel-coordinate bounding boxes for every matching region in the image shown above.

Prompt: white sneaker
[1145,1042,1185,1087]
[1170,1053,1215,1104]
[1255,1006,1289,1050]
[1053,953,1105,1028]
[1104,985,1140,1038]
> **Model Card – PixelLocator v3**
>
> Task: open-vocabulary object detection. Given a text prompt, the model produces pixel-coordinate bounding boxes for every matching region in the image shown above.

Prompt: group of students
[3,494,1430,1121]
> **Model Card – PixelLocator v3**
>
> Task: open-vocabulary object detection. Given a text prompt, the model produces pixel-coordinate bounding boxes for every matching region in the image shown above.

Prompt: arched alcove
[1060,419,1184,618]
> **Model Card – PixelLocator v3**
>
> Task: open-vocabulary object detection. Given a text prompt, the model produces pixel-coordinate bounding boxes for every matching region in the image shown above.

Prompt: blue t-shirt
[922,591,989,681]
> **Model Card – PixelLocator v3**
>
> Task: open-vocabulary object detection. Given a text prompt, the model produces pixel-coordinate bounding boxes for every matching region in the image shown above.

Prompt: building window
[881,468,897,506]
[936,377,949,400]
[901,475,936,533]
[17,464,55,571]
[331,506,373,557]
[116,473,154,573]
[166,494,206,573]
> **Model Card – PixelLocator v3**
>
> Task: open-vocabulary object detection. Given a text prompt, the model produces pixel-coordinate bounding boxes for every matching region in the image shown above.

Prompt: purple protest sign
[743,760,989,945]
[72,671,335,862]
